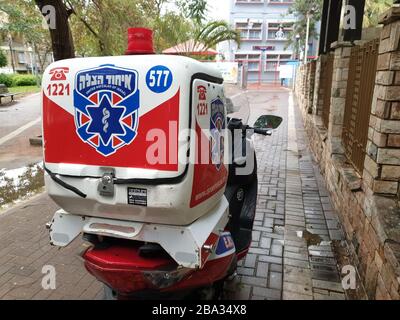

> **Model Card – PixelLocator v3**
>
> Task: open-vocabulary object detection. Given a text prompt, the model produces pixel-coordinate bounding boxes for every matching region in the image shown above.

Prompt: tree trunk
[35,0,75,61]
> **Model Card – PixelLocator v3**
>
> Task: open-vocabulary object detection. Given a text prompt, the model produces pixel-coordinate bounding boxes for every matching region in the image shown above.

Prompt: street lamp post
[295,34,300,60]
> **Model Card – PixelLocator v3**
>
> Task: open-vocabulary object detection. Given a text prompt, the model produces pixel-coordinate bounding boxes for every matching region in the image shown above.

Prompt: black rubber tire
[103,285,117,300]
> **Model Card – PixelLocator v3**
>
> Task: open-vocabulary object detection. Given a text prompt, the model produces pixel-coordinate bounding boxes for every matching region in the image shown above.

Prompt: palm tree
[194,20,241,52]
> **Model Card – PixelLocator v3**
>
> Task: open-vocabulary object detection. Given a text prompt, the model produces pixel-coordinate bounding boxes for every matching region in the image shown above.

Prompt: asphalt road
[0,94,42,170]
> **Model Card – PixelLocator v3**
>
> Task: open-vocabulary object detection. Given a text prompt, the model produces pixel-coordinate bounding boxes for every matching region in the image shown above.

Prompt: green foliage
[152,12,193,52]
[195,21,241,51]
[178,0,208,25]
[0,49,7,68]
[153,2,240,54]
[286,0,323,54]
[11,74,37,87]
[0,73,12,87]
[1,0,239,62]
[0,0,52,72]
[69,0,159,56]
[364,0,394,27]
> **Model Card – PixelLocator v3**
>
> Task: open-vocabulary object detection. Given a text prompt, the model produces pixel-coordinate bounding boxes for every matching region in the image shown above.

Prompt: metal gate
[342,39,379,174]
[322,54,334,128]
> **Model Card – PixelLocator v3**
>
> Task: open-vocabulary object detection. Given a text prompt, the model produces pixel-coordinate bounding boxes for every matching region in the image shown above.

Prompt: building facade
[222,0,315,84]
[0,35,53,75]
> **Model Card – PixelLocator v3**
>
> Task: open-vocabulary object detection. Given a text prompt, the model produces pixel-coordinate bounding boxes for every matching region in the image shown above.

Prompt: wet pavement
[0,86,346,300]
[225,87,346,300]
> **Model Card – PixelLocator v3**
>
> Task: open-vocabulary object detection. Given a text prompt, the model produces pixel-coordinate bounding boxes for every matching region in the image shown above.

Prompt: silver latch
[98,171,115,197]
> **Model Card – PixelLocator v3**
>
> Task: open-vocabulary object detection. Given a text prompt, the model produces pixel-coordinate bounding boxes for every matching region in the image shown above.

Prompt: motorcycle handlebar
[228,119,273,136]
[253,128,273,136]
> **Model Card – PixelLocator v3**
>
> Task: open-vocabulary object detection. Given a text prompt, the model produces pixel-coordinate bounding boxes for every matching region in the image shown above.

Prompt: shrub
[12,74,37,86]
[0,73,13,87]
[0,50,7,68]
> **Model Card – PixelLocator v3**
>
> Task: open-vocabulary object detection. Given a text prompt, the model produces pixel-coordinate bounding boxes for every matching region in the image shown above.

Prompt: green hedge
[0,74,38,87]
[0,74,13,87]
[12,75,37,86]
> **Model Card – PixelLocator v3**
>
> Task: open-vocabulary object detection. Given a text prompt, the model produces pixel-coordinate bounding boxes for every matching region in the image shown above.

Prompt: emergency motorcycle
[42,28,282,299]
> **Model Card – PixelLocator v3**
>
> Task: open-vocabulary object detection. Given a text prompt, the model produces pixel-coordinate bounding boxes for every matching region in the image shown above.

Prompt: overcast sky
[207,0,230,21]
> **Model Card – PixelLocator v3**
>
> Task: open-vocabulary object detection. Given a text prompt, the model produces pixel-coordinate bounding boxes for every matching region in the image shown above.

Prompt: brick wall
[294,5,400,300]
[295,62,316,113]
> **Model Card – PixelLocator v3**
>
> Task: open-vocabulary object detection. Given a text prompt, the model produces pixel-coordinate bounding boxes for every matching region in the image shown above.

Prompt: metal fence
[342,39,379,174]
[321,54,334,128]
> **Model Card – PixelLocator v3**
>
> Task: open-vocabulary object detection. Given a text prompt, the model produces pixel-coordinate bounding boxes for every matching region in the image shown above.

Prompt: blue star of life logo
[73,65,140,156]
[210,98,225,171]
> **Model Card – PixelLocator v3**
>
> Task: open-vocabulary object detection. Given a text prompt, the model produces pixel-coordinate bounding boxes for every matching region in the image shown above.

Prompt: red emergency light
[125,27,155,55]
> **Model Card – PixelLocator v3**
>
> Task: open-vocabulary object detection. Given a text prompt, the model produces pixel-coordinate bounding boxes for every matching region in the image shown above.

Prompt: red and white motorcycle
[43,28,282,299]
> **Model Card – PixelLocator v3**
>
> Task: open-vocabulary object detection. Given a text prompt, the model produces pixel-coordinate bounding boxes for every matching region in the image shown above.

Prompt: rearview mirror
[254,115,283,130]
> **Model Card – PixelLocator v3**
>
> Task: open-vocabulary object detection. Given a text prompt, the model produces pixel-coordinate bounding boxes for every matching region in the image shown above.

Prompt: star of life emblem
[210,98,225,170]
[73,65,140,156]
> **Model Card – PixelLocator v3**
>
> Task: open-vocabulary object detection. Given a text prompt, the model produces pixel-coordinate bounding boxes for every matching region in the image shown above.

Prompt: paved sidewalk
[225,89,346,300]
[0,195,102,300]
[0,87,346,300]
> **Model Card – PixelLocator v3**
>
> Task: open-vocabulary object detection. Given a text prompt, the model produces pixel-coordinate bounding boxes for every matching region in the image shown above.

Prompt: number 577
[148,70,170,88]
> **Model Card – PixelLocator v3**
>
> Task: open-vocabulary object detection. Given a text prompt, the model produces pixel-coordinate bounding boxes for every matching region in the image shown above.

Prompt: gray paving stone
[286,219,306,227]
[284,258,310,269]
[263,218,274,227]
[284,251,309,261]
[249,247,269,255]
[237,267,255,276]
[244,254,257,268]
[308,249,334,258]
[271,245,283,257]
[252,286,281,300]
[258,255,283,265]
[270,264,283,272]
[312,279,344,293]
[283,282,313,296]
[260,237,272,249]
[328,229,345,240]
[252,231,261,242]
[241,276,267,287]
[309,256,337,266]
[256,262,269,278]
[311,270,340,282]
[268,272,282,290]
[250,295,265,300]
[313,292,344,300]
[311,263,338,273]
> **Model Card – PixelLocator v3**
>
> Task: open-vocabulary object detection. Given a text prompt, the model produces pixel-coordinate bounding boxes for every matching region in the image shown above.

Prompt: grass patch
[0,164,44,209]
[8,86,41,95]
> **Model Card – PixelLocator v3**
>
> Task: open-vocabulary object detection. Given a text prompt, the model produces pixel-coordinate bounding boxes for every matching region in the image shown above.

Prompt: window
[18,52,26,64]
[235,20,263,41]
[236,0,263,3]
[280,54,292,61]
[268,0,294,4]
[265,53,293,72]
[267,22,294,40]
[234,53,261,71]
